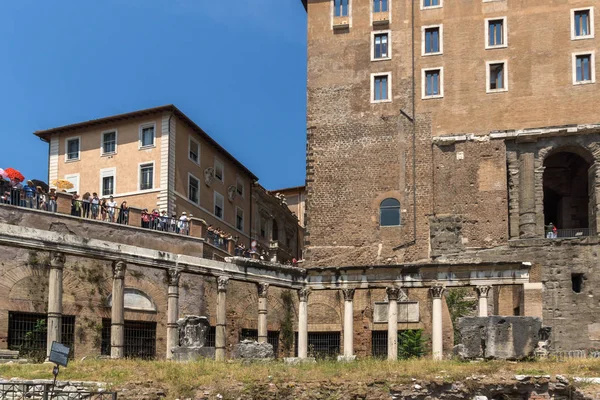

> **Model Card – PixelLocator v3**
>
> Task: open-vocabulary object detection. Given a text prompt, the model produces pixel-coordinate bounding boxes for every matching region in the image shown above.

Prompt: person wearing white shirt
[107,196,118,223]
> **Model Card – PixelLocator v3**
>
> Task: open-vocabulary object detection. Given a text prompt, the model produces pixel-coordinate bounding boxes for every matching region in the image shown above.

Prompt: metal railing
[546,228,593,239]
[100,319,157,360]
[0,383,116,400]
[371,331,388,358]
[294,332,340,359]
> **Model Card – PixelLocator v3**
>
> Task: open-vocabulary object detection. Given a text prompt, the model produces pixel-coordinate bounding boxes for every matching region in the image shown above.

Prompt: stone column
[215,276,229,361]
[341,288,355,358]
[297,288,311,359]
[519,147,537,238]
[430,284,445,361]
[386,287,400,361]
[111,261,127,359]
[46,252,65,358]
[257,283,269,344]
[166,268,181,360]
[476,285,491,317]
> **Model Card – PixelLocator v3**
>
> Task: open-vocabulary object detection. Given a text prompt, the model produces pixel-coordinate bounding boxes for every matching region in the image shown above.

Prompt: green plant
[14,319,47,363]
[280,290,295,356]
[446,287,477,345]
[398,329,426,359]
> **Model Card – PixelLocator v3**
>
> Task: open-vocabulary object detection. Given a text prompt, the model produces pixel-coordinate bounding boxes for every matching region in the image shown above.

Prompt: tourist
[23,180,35,208]
[91,193,100,219]
[107,196,117,222]
[100,198,108,221]
[71,192,81,217]
[151,209,160,230]
[47,189,57,212]
[552,224,558,239]
[82,192,91,219]
[160,211,169,232]
[170,214,177,233]
[35,186,48,211]
[117,201,129,225]
[141,208,150,229]
[178,212,189,235]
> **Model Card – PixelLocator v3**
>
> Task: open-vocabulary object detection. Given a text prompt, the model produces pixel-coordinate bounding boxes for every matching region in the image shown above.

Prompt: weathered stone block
[232,340,274,359]
[457,316,543,360]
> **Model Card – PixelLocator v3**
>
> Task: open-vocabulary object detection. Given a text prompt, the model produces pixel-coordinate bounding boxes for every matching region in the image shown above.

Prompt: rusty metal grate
[100,319,156,359]
[294,332,340,359]
[371,330,388,358]
[8,312,75,359]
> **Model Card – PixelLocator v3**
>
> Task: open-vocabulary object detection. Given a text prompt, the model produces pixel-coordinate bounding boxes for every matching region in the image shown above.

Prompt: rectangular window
[373,0,388,12]
[140,124,155,148]
[488,62,507,91]
[236,207,244,231]
[188,175,199,204]
[100,168,116,197]
[139,163,153,191]
[214,192,224,219]
[423,0,440,8]
[374,33,389,59]
[101,319,156,359]
[334,0,349,17]
[575,54,594,83]
[102,176,114,196]
[488,19,504,47]
[260,218,267,238]
[102,131,117,155]
[8,312,75,360]
[424,69,442,98]
[189,137,200,164]
[214,159,224,182]
[236,176,244,197]
[66,137,80,161]
[574,9,592,38]
[373,74,390,101]
[424,27,440,54]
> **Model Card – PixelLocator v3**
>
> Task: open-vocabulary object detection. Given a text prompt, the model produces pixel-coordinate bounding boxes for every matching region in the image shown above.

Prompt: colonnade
[43,251,494,361]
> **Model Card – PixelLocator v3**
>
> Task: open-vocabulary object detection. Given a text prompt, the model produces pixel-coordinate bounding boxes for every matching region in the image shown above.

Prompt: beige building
[35,105,257,246]
[269,185,306,228]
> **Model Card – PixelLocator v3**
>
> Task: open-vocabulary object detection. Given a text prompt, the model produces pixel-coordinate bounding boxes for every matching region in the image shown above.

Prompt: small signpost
[48,341,70,399]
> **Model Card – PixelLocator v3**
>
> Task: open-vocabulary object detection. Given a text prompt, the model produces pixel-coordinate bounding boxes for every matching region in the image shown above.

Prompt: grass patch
[1,358,600,399]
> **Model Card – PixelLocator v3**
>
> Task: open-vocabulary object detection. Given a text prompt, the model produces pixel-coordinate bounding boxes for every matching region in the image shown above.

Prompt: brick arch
[235,292,294,328]
[539,143,596,165]
[308,292,342,326]
[123,277,168,315]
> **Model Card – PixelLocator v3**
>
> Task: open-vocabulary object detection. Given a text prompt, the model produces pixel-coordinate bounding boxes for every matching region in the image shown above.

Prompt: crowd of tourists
[141,209,191,235]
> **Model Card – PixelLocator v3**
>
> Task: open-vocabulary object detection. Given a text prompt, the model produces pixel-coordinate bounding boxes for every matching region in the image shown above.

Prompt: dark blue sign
[49,342,69,367]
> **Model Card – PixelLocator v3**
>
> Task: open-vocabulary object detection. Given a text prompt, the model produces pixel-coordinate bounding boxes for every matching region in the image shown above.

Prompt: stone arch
[308,292,342,326]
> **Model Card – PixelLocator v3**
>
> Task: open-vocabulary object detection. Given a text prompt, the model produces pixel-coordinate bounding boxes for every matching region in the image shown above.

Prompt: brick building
[302,0,600,352]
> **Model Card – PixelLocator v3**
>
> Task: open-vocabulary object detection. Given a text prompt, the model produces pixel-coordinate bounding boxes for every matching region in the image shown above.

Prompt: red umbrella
[4,168,24,183]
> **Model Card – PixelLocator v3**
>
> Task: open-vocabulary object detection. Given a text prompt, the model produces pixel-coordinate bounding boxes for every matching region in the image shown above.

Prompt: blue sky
[0,0,307,190]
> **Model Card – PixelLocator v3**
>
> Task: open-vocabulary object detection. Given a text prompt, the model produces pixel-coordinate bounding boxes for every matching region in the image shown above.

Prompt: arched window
[380,198,401,226]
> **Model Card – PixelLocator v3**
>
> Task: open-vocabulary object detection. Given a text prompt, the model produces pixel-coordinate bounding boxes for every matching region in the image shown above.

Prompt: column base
[336,355,356,362]
[283,357,316,365]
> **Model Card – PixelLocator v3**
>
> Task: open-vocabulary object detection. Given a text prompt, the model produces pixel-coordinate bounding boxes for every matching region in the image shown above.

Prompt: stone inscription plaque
[373,301,420,323]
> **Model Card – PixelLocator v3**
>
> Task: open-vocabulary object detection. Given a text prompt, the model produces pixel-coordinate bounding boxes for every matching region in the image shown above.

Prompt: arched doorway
[543,151,593,234]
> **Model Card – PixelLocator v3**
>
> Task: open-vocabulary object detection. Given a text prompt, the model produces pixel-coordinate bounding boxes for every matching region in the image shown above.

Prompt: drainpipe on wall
[393,0,418,251]
[167,111,174,215]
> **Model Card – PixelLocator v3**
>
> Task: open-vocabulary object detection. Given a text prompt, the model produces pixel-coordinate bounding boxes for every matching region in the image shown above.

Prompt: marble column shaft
[166,268,181,360]
[47,252,65,357]
[257,283,269,344]
[111,261,127,359]
[342,288,355,357]
[476,285,491,317]
[297,288,311,359]
[215,276,229,361]
[430,285,445,361]
[386,287,400,361]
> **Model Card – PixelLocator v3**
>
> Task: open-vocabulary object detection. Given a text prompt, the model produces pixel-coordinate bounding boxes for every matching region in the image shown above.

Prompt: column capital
[386,286,401,301]
[430,284,445,299]
[167,268,181,286]
[217,276,230,292]
[112,261,127,279]
[50,251,66,269]
[298,287,311,302]
[257,283,269,298]
[476,285,492,298]
[341,288,355,301]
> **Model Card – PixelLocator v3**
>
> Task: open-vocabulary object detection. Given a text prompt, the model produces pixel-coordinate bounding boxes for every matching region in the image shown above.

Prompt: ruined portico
[0,214,535,361]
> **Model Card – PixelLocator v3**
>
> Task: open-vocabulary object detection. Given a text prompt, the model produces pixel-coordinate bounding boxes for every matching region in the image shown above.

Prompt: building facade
[35,105,260,249]
[303,0,600,351]
[270,186,307,228]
